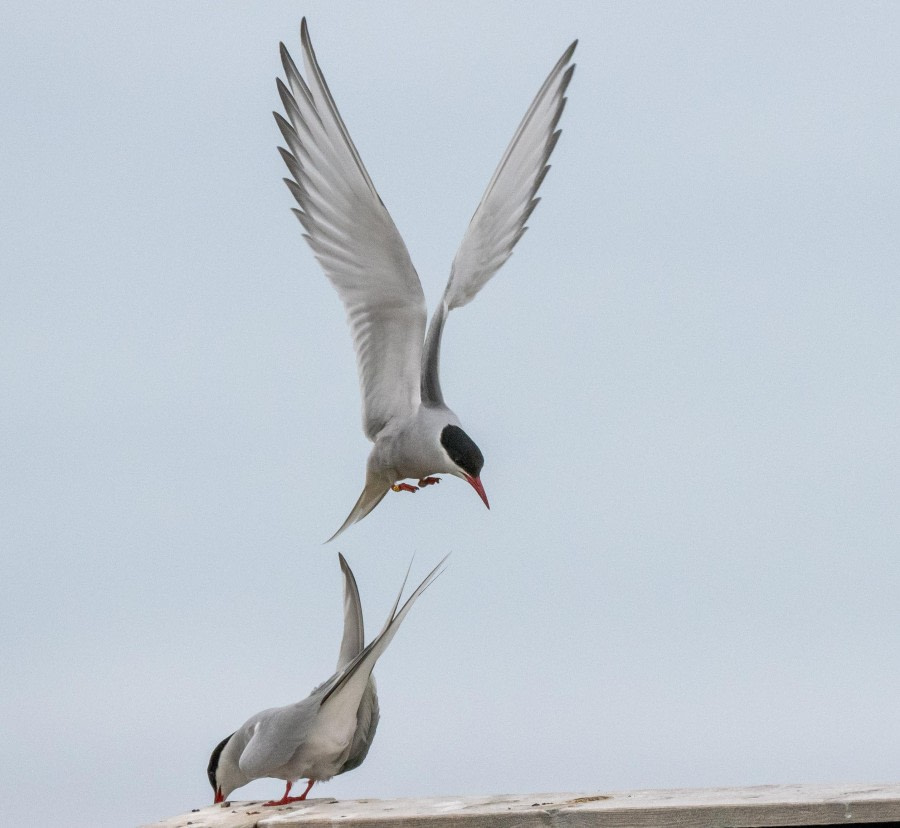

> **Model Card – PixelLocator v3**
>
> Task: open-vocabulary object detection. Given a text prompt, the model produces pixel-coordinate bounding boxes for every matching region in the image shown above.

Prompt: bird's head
[440,424,489,509]
[207,732,242,805]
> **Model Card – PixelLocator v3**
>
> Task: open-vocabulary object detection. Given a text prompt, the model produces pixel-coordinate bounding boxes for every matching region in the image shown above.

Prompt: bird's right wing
[276,19,427,440]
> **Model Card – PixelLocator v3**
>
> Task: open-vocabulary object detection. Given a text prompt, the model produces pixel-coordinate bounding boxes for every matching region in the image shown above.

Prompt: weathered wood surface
[143,782,900,828]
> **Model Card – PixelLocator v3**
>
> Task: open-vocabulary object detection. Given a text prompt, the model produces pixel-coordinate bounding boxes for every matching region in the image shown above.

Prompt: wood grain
[142,783,900,828]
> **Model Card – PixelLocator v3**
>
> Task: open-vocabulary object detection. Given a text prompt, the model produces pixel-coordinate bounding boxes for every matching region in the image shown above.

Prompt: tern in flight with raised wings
[274,19,576,540]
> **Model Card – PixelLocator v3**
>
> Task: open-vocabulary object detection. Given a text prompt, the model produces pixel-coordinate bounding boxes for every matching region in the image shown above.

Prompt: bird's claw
[264,779,315,806]
[263,796,307,806]
[418,476,441,487]
[392,483,418,493]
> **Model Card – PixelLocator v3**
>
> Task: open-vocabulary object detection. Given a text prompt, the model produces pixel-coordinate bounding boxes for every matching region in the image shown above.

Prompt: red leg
[264,781,293,806]
[392,482,418,493]
[264,778,316,806]
[418,476,441,487]
[296,779,315,800]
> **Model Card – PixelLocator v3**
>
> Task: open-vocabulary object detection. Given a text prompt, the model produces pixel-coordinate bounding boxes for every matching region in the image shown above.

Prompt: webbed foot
[264,779,315,806]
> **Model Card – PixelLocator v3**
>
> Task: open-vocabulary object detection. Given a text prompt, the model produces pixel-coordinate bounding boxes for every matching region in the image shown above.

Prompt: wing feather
[277,20,427,439]
[237,703,317,780]
[320,555,447,710]
[421,42,576,404]
[448,45,575,307]
[337,553,365,669]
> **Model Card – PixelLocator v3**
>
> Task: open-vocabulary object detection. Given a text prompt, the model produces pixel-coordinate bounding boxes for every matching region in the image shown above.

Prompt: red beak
[464,474,490,509]
[214,788,224,805]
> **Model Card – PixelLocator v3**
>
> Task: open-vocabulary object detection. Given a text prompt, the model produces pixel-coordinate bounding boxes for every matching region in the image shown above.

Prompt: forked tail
[326,478,390,542]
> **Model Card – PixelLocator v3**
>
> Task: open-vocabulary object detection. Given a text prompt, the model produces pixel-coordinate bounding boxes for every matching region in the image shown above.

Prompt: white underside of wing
[421,41,577,404]
[444,41,577,312]
[277,21,427,440]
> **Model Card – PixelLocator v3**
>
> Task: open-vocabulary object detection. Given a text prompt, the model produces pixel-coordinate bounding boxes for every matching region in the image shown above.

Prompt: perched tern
[207,553,446,805]
[275,19,577,540]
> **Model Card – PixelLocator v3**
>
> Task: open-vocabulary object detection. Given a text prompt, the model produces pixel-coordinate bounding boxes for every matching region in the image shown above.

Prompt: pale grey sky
[2,3,899,826]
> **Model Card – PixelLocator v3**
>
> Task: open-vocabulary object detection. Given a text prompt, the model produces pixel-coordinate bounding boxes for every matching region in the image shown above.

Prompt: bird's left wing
[336,553,364,669]
[277,19,427,439]
[318,555,448,727]
[237,703,317,780]
[339,677,379,774]
[421,41,576,405]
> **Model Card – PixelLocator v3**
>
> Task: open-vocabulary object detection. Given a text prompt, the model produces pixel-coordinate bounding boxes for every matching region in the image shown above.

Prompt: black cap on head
[207,733,233,791]
[440,425,484,478]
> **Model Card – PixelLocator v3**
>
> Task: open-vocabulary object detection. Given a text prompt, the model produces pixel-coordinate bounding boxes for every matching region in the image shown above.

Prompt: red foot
[392,482,418,493]
[264,779,315,806]
[418,476,441,487]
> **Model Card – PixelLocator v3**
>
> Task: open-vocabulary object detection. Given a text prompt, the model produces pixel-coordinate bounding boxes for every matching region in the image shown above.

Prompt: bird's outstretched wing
[277,19,427,439]
[421,41,577,405]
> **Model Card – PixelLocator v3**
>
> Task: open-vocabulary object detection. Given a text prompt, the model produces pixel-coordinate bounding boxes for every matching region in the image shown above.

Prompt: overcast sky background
[2,2,899,826]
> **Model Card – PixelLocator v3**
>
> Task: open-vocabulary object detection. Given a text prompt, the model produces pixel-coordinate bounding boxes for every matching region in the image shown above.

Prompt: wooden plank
[142,783,900,828]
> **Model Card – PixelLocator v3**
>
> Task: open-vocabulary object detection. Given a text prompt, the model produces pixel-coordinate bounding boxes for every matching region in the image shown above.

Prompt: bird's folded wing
[339,677,379,774]
[277,19,427,440]
[238,704,317,780]
[422,41,576,404]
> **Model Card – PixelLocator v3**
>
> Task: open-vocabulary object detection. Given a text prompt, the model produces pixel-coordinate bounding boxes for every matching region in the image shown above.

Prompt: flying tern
[275,19,576,540]
[208,553,446,805]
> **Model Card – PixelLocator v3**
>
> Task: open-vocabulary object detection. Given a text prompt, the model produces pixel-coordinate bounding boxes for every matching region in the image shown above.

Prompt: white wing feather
[422,41,576,404]
[237,703,317,780]
[446,41,576,310]
[317,556,447,730]
[276,20,427,440]
[337,553,364,669]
